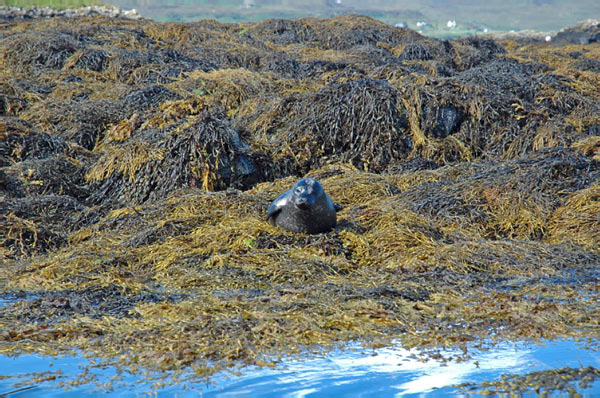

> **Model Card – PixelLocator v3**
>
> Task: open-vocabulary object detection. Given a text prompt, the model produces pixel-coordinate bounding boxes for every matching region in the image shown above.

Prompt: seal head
[266,178,342,234]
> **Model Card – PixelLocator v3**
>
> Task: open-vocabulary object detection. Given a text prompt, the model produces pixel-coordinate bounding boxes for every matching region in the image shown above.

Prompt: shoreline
[0,5,141,20]
[2,4,597,44]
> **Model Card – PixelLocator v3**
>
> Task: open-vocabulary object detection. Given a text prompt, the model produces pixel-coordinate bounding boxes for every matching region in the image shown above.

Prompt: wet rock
[424,104,465,139]
[0,5,140,21]
[553,19,600,45]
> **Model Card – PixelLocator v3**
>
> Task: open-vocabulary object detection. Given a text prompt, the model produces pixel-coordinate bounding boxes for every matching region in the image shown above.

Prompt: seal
[266,177,342,234]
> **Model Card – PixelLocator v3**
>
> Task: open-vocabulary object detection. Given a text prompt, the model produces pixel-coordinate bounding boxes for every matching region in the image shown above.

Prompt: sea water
[0,339,598,397]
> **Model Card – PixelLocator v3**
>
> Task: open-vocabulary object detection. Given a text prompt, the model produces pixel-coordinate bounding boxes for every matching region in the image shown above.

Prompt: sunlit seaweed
[457,366,600,396]
[0,13,599,387]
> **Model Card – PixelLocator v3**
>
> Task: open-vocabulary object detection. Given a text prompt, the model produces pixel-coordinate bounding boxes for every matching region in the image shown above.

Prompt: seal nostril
[294,197,310,210]
[296,201,310,210]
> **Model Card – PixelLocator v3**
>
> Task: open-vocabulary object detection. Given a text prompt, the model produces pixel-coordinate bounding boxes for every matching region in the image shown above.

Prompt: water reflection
[0,340,598,397]
[206,340,600,397]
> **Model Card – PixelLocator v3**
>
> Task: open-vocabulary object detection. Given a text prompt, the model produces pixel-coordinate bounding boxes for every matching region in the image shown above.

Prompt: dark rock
[0,5,140,21]
[553,19,600,45]
[424,105,465,139]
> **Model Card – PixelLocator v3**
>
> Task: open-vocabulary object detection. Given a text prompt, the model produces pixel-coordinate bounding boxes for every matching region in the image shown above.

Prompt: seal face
[266,178,342,234]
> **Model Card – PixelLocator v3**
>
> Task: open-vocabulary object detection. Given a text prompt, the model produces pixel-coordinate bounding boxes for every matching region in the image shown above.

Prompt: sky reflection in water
[0,340,598,397]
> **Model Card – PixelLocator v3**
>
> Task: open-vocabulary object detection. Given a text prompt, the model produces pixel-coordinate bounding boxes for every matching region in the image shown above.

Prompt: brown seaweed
[0,13,599,386]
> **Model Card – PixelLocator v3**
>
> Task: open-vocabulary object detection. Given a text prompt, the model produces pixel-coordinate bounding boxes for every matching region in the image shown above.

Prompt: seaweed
[22,98,126,150]
[87,107,261,205]
[0,13,599,387]
[458,366,600,396]
[306,14,426,51]
[394,148,599,240]
[249,77,410,175]
[1,31,84,74]
[121,84,181,112]
[4,155,89,198]
[450,36,506,71]
[0,117,69,166]
[0,194,86,258]
[2,285,181,323]
[1,164,598,377]
[247,18,316,46]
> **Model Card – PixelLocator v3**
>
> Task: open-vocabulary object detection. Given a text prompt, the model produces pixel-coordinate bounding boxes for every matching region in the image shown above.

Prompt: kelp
[86,103,262,205]
[1,162,599,378]
[458,366,600,396]
[248,77,411,175]
[0,12,599,388]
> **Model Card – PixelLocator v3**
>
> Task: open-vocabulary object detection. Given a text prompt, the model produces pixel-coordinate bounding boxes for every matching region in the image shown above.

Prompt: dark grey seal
[266,178,342,234]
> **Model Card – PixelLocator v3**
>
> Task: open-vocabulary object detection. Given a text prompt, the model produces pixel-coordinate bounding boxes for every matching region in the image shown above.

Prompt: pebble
[0,5,141,20]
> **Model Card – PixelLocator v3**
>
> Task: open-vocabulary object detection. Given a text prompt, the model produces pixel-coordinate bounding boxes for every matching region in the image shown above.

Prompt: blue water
[1,340,598,397]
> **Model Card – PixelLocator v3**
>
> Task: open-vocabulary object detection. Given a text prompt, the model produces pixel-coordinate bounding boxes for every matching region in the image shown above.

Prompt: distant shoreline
[0,5,141,20]
[1,5,598,44]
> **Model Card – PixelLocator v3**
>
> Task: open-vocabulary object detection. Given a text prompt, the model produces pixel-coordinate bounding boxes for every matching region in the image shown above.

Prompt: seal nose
[294,194,313,210]
[295,198,310,210]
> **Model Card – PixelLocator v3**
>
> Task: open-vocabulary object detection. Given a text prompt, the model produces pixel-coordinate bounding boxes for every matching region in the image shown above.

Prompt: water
[1,340,598,397]
[105,0,600,34]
